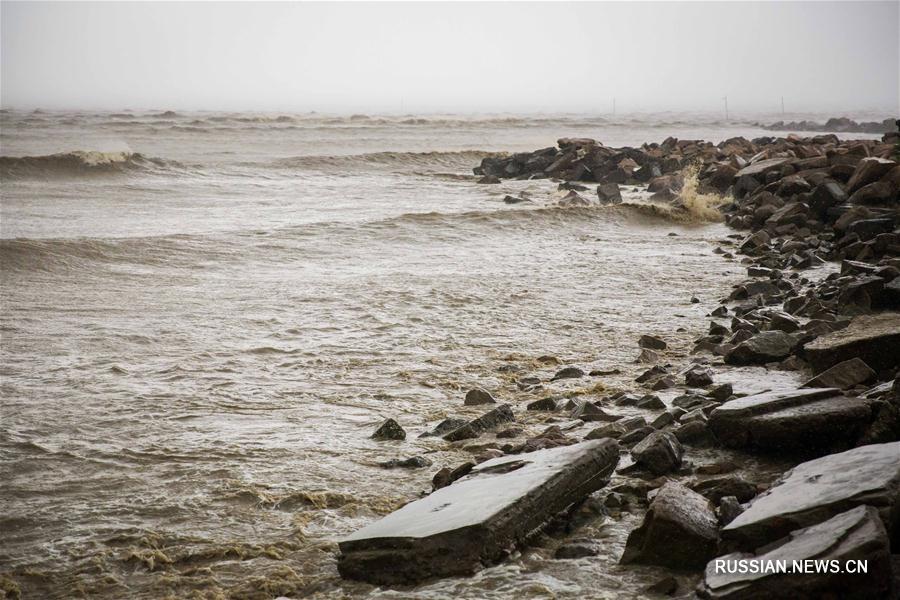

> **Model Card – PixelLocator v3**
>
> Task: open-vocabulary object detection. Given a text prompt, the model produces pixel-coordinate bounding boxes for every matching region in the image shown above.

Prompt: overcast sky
[1,1,897,114]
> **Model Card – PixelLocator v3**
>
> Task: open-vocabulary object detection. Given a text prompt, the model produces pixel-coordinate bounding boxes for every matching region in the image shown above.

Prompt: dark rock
[702,506,892,600]
[724,331,799,365]
[639,335,668,350]
[803,312,900,373]
[338,439,620,584]
[636,348,660,363]
[552,366,585,381]
[571,401,623,423]
[685,366,714,387]
[527,397,563,411]
[477,175,501,184]
[675,420,714,445]
[721,441,900,552]
[496,426,524,439]
[443,405,515,442]
[802,357,876,389]
[710,383,734,402]
[636,394,665,409]
[716,496,743,526]
[419,417,468,438]
[692,475,757,504]
[379,456,433,469]
[631,431,683,475]
[620,482,718,570]
[708,387,876,455]
[371,418,406,440]
[503,195,530,204]
[846,157,897,193]
[432,462,475,490]
[596,183,622,203]
[465,387,496,406]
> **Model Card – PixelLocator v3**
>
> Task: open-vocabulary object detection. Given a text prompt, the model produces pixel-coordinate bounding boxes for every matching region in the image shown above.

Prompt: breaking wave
[0,151,184,179]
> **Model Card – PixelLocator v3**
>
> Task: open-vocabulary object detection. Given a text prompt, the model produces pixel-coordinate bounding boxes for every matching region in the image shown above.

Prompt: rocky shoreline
[759,116,896,135]
[339,125,900,598]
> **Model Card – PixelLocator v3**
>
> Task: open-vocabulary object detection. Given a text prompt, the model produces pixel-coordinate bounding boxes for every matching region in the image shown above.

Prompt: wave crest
[0,151,182,179]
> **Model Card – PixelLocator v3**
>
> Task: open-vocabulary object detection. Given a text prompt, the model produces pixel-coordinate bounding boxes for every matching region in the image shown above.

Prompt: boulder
[708,387,877,454]
[721,441,900,552]
[802,357,875,389]
[724,331,799,365]
[631,431,683,475]
[803,312,900,373]
[685,366,714,387]
[464,387,496,405]
[735,158,792,179]
[443,404,515,441]
[620,482,719,570]
[700,506,892,600]
[527,397,563,411]
[338,439,620,584]
[552,366,586,380]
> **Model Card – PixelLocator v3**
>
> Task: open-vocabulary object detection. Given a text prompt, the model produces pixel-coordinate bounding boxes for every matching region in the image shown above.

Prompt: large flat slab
[708,388,877,454]
[337,439,620,584]
[802,312,900,373]
[721,442,900,552]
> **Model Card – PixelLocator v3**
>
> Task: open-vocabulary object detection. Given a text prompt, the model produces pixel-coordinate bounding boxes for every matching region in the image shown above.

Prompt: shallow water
[0,110,886,598]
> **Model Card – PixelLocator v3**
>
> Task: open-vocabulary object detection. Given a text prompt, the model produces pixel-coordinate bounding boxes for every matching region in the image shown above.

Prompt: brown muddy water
[0,110,884,599]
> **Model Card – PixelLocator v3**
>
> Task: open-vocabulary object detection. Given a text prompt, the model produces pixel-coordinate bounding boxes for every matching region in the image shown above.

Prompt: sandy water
[0,110,886,598]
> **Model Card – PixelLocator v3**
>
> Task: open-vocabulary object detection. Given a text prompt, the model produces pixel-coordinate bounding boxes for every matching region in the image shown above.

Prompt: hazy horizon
[2,1,899,115]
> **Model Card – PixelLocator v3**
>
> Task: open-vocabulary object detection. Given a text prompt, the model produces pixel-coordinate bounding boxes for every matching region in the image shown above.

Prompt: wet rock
[338,439,620,584]
[619,426,655,445]
[379,456,433,469]
[708,387,876,455]
[464,387,496,406]
[555,540,600,559]
[651,375,677,391]
[639,335,668,350]
[802,357,876,389]
[503,194,530,204]
[803,312,900,373]
[552,366,585,381]
[717,496,743,526]
[685,366,714,387]
[675,420,715,445]
[846,157,897,194]
[692,475,757,504]
[596,182,622,203]
[636,394,665,409]
[585,422,627,440]
[419,417,468,438]
[636,348,660,363]
[636,365,668,383]
[710,383,734,402]
[570,401,622,423]
[620,482,718,570]
[724,330,799,365]
[527,397,563,411]
[443,404,515,442]
[371,418,406,441]
[721,441,900,552]
[631,431,683,475]
[701,506,892,600]
[432,462,475,490]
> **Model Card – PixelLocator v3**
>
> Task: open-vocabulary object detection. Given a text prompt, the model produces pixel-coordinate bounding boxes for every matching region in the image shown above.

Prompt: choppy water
[0,110,888,599]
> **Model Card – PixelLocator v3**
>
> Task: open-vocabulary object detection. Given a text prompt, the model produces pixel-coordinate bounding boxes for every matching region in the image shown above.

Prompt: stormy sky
[1,1,898,114]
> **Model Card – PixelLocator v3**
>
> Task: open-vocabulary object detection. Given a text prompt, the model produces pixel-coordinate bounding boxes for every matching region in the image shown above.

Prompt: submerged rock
[700,506,892,600]
[721,441,900,552]
[338,439,620,584]
[621,482,719,570]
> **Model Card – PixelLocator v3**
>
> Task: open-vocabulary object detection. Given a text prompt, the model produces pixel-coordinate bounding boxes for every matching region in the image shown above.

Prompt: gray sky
[2,1,898,113]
